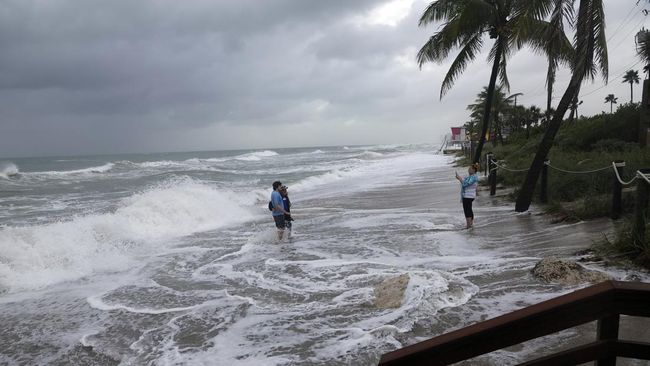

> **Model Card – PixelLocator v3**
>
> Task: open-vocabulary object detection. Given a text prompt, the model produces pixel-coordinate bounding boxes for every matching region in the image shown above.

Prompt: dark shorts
[462,198,474,219]
[273,215,286,229]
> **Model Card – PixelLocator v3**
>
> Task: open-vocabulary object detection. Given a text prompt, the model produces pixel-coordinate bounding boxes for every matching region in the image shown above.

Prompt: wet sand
[377,163,650,365]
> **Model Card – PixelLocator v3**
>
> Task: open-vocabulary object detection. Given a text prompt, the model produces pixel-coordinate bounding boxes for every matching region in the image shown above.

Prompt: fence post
[540,160,549,204]
[484,152,492,177]
[595,313,620,366]
[489,155,497,196]
[612,161,625,220]
[634,169,650,246]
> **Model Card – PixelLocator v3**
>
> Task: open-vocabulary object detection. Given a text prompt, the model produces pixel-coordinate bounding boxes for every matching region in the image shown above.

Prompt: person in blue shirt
[271,181,291,240]
[455,163,479,229]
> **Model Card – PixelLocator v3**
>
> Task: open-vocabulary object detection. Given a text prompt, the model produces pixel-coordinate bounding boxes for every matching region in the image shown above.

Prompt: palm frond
[416,18,463,67]
[419,0,464,26]
[574,0,608,82]
[439,34,484,98]
[498,40,511,91]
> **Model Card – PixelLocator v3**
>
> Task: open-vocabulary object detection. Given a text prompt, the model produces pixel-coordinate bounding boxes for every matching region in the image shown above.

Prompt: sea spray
[0,162,19,179]
[0,177,255,291]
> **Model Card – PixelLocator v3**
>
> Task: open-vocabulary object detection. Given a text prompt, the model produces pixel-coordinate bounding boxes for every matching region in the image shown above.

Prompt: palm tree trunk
[631,82,634,103]
[610,101,613,113]
[546,82,552,124]
[515,72,582,212]
[472,39,504,164]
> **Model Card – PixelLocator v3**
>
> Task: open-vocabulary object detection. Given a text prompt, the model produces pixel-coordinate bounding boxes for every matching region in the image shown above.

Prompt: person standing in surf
[279,185,293,239]
[455,164,479,229]
[271,181,290,240]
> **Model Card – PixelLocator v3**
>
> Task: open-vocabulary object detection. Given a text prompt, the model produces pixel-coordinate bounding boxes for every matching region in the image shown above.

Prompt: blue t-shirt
[271,191,284,217]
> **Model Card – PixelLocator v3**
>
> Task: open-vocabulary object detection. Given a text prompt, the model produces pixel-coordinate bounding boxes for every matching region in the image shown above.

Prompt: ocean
[0,144,646,365]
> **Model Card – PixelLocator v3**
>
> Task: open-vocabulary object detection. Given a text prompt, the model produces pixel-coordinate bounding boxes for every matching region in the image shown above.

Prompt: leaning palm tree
[604,93,618,113]
[516,0,608,212]
[417,0,573,164]
[622,70,640,103]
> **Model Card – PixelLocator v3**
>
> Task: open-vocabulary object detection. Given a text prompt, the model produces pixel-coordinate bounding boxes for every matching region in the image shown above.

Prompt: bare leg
[469,218,474,228]
[277,229,285,241]
[465,218,471,229]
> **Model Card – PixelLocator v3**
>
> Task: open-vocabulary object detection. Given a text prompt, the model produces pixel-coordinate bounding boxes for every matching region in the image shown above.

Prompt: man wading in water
[270,181,291,241]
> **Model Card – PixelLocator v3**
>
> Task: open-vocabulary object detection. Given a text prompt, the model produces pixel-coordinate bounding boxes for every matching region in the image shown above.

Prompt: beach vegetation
[516,0,609,213]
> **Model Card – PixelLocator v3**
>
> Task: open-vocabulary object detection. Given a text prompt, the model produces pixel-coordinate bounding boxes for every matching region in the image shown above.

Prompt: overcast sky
[0,0,647,157]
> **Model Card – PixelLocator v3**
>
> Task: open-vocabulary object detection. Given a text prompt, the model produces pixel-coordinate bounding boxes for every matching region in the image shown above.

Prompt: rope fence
[487,158,640,186]
[545,163,612,175]
[484,154,649,226]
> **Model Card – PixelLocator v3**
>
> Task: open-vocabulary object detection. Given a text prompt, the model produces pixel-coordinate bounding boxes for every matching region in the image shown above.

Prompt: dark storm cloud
[0,0,643,157]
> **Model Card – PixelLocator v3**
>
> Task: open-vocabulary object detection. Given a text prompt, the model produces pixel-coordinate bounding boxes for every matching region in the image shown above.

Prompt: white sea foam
[234,150,279,161]
[357,151,384,159]
[288,153,450,197]
[0,178,255,292]
[0,162,19,179]
[28,163,115,177]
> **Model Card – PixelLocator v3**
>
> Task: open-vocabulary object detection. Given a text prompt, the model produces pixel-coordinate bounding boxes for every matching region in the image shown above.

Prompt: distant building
[442,127,470,154]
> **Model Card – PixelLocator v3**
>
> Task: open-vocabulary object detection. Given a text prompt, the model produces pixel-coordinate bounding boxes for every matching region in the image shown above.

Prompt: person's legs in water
[462,198,474,229]
[274,215,286,240]
[285,219,292,239]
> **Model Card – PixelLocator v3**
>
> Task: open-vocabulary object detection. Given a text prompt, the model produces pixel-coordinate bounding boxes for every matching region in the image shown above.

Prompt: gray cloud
[0,0,644,157]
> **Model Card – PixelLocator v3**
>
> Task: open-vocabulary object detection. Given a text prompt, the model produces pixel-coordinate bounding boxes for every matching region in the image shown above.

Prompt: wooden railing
[378,281,650,366]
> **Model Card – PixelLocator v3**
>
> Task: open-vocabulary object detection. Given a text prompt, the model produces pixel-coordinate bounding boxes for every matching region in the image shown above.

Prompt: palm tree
[526,105,542,138]
[516,0,608,212]
[467,86,520,144]
[604,94,618,113]
[417,0,572,164]
[637,28,650,74]
[568,99,583,123]
[542,0,577,127]
[622,70,640,103]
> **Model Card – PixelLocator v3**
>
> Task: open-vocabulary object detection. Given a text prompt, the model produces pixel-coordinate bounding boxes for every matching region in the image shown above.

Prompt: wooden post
[595,313,620,366]
[540,160,549,204]
[634,169,650,246]
[612,161,625,220]
[484,153,491,177]
[489,155,497,196]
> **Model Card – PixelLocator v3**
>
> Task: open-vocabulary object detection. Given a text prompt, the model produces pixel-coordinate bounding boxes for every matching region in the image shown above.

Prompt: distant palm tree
[526,105,542,139]
[622,70,640,103]
[516,0,608,212]
[467,86,520,144]
[417,0,572,164]
[604,94,618,113]
[568,99,583,123]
